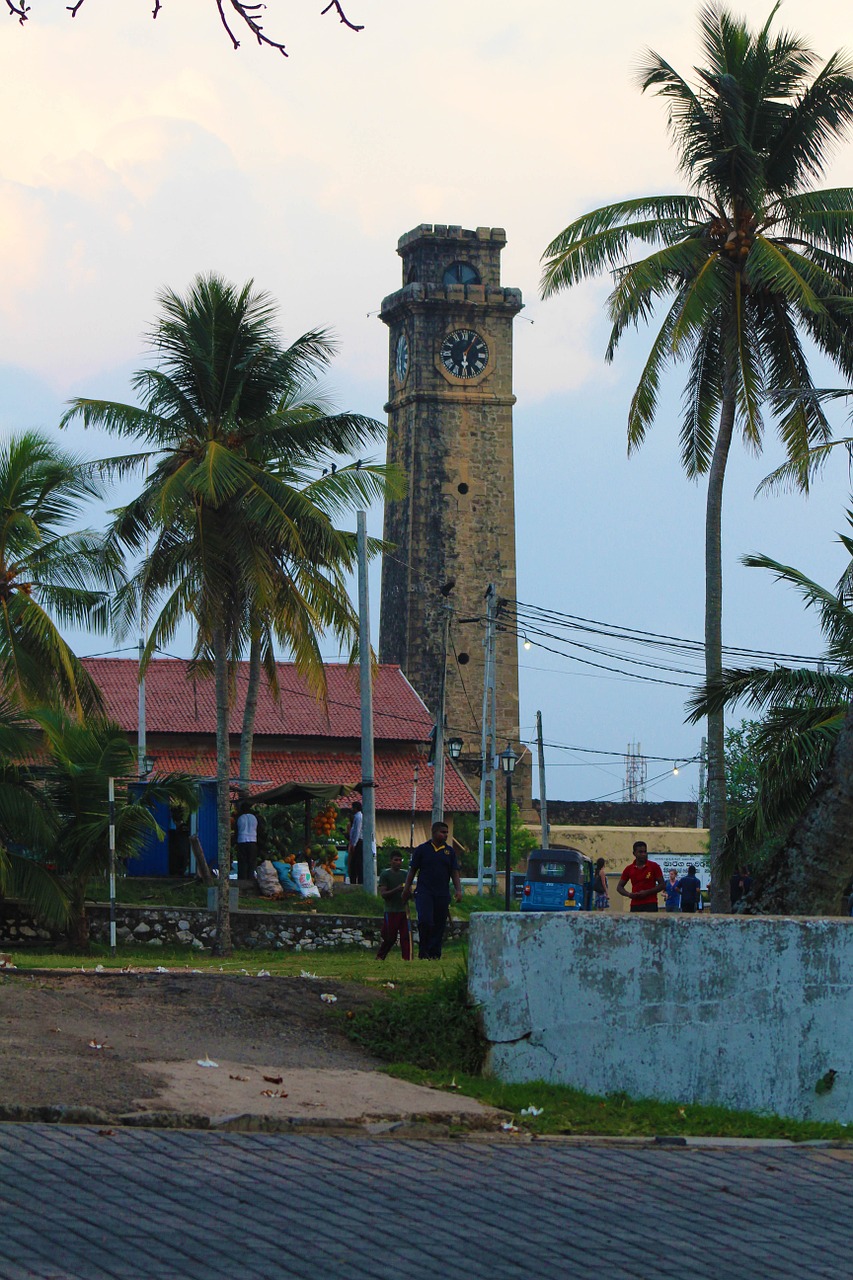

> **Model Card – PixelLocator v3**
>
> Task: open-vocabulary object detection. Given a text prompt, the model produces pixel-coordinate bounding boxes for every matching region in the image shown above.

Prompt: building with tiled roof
[82,658,477,857]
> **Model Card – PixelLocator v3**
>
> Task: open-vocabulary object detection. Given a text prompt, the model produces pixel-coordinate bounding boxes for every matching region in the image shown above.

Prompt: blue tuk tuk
[520,848,591,912]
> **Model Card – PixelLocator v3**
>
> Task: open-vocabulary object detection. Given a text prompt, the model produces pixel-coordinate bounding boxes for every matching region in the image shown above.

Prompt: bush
[346,962,486,1074]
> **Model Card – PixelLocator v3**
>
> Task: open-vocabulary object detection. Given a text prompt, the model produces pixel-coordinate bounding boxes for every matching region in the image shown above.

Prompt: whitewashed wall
[468,913,853,1122]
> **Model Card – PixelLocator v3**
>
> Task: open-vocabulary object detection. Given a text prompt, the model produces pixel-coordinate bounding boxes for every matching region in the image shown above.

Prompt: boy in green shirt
[376,850,411,960]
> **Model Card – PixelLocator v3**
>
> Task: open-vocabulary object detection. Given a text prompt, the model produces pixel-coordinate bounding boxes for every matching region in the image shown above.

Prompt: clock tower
[378,223,524,796]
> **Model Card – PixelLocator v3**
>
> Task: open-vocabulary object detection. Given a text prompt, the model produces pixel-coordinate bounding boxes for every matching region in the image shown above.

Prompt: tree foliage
[541,4,853,907]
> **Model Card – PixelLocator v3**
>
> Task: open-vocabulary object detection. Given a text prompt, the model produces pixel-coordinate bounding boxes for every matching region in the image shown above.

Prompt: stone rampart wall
[469,912,853,1123]
[0,901,467,951]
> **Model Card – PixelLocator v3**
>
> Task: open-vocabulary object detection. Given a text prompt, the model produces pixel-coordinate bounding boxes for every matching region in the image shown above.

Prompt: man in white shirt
[348,800,364,884]
[235,804,259,880]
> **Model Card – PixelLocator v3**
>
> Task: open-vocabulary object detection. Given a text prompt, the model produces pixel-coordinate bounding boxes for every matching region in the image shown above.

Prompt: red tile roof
[149,748,478,813]
[83,658,433,742]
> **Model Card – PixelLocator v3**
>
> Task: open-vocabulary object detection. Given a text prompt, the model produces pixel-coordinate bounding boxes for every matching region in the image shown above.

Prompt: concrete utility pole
[478,585,498,893]
[697,735,707,828]
[356,512,377,894]
[536,710,549,850]
[137,635,146,777]
[431,604,451,826]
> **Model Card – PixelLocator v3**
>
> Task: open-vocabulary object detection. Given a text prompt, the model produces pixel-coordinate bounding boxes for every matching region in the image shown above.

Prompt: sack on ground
[292,861,321,898]
[255,860,284,899]
[272,860,299,894]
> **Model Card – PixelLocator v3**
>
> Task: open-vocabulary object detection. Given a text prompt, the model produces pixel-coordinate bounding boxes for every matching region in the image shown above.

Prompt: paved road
[0,1125,850,1279]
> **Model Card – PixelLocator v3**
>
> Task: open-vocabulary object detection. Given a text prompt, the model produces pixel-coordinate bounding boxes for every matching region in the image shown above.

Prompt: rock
[178,920,190,931]
[147,938,164,947]
[133,923,151,937]
[176,930,194,944]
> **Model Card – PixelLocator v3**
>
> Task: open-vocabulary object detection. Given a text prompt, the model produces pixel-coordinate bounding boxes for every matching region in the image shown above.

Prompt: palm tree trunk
[213,626,233,957]
[706,387,736,913]
[238,633,261,802]
[749,704,853,915]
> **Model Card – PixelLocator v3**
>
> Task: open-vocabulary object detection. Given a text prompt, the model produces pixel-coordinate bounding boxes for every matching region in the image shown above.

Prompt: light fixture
[142,754,156,777]
[447,737,464,760]
[523,636,531,650]
[499,743,518,776]
[673,763,679,776]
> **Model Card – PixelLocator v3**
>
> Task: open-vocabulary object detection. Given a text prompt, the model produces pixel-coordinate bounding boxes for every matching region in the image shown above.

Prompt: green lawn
[6,940,466,989]
[386,1066,853,1142]
[82,877,513,919]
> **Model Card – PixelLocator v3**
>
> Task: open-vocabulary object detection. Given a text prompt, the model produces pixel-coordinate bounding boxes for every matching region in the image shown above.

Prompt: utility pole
[697,735,707,829]
[478,585,498,894]
[137,635,146,777]
[536,710,548,850]
[356,512,377,894]
[409,762,419,850]
[431,604,451,825]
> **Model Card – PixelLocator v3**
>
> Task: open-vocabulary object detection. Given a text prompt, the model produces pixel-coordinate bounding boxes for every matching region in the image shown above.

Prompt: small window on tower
[443,262,480,286]
[407,265,419,283]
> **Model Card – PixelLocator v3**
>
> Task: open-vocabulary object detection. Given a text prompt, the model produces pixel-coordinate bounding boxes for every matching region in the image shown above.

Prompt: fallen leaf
[260,1089,289,1098]
[97,1129,116,1137]
[345,1011,355,1019]
[263,1075,283,1084]
[229,1074,249,1082]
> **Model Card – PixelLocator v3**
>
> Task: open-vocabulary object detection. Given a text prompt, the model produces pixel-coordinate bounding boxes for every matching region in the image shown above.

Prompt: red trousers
[377,911,412,961]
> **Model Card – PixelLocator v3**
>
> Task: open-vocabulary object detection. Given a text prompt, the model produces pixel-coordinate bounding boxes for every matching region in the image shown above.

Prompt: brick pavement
[0,1125,851,1279]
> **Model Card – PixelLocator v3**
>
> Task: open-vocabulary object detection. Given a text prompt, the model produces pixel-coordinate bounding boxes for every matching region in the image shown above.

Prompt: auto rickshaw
[520,848,591,911]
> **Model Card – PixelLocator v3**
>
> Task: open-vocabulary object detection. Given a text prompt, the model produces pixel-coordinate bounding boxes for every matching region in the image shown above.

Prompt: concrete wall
[468,912,853,1122]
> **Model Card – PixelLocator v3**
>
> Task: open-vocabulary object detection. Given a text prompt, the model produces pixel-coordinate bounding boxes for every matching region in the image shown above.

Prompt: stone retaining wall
[0,901,468,951]
[469,912,853,1123]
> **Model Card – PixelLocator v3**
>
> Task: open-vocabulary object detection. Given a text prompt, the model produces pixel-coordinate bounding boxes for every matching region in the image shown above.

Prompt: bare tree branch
[320,1,363,32]
[11,1,364,53]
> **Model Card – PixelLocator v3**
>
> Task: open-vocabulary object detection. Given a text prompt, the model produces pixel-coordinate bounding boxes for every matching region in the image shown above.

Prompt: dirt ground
[0,969,494,1127]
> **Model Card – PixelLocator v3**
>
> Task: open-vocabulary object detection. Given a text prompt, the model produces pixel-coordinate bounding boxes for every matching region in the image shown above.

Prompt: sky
[1,0,852,806]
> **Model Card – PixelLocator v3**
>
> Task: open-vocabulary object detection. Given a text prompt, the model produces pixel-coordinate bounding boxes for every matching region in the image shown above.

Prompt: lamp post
[499,743,518,911]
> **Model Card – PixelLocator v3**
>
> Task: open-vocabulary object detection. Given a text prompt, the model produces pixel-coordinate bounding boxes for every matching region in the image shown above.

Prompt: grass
[83,878,513,919]
[5,940,467,986]
[385,1067,853,1142]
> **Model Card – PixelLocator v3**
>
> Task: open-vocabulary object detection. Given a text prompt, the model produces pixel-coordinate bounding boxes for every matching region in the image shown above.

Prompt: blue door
[127,783,171,876]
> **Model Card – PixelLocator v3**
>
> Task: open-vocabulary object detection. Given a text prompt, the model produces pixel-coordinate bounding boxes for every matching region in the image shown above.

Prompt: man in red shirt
[617,841,665,913]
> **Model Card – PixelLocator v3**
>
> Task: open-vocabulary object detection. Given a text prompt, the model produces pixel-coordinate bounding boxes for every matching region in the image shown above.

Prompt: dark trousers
[630,903,659,913]
[237,841,257,879]
[681,901,697,914]
[377,911,411,961]
[415,892,450,959]
[348,840,363,885]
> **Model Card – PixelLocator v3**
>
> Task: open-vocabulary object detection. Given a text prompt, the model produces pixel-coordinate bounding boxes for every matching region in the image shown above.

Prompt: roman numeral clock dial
[440,329,489,379]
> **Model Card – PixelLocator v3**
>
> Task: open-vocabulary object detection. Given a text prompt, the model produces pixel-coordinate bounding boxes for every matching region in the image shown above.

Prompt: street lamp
[447,737,464,760]
[499,742,518,911]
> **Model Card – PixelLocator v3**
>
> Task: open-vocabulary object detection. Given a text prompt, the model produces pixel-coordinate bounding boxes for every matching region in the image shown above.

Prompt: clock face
[395,332,409,383]
[440,329,489,379]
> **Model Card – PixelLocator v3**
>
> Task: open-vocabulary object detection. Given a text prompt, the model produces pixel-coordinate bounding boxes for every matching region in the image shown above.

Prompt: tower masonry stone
[378,224,526,803]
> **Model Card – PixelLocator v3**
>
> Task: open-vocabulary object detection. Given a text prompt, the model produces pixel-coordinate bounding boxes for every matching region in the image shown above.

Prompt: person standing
[677,865,703,914]
[376,850,412,961]
[235,804,259,880]
[617,841,665,913]
[593,858,610,910]
[664,868,682,912]
[347,800,364,885]
[402,821,462,960]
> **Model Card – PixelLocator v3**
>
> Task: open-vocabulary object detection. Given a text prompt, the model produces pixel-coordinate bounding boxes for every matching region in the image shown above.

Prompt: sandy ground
[0,969,494,1127]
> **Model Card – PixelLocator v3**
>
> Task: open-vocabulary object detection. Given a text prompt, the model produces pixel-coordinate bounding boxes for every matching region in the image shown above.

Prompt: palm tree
[688,536,853,912]
[0,431,123,716]
[35,709,197,949]
[0,695,67,929]
[61,273,401,954]
[541,4,853,909]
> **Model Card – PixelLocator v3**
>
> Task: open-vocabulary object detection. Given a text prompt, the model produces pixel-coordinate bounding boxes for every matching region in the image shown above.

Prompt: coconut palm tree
[35,708,197,948]
[541,4,853,908]
[687,537,853,912]
[61,273,401,954]
[0,431,123,716]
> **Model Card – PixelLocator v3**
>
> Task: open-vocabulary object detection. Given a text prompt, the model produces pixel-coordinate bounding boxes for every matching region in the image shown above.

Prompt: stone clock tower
[378,223,524,794]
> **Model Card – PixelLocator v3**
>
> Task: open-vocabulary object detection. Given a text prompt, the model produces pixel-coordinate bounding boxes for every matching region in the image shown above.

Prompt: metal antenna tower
[623,741,647,802]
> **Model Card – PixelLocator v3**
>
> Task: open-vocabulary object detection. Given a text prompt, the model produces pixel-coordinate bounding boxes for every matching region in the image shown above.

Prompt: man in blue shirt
[402,821,463,960]
[676,865,703,914]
